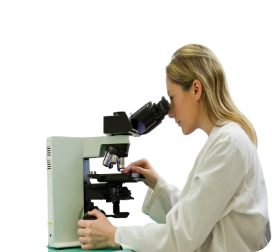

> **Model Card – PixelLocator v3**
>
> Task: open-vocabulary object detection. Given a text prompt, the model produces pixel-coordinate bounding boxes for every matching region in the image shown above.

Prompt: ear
[192,79,202,101]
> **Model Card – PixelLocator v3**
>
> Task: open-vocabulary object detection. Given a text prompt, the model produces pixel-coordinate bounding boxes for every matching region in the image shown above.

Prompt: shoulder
[208,121,256,166]
[211,122,253,149]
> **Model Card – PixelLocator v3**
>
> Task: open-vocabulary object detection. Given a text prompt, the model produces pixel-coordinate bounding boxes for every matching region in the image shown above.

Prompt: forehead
[166,77,182,93]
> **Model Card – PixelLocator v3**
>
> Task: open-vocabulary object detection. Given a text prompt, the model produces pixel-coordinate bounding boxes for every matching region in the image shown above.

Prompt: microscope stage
[88,173,143,182]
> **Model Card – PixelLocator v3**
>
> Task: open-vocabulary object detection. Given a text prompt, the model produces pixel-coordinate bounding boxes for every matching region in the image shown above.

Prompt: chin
[181,127,195,135]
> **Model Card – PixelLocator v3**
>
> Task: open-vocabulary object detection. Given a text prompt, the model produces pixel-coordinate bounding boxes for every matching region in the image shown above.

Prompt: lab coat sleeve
[141,175,182,223]
[115,135,247,252]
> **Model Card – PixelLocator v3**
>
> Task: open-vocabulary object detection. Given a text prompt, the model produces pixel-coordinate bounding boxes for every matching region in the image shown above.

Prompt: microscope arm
[83,136,130,158]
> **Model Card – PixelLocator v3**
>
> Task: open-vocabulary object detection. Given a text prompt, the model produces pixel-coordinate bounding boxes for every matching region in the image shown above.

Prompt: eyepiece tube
[130,96,169,135]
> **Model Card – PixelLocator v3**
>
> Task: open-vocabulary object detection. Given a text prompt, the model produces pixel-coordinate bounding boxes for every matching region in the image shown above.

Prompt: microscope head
[102,96,170,170]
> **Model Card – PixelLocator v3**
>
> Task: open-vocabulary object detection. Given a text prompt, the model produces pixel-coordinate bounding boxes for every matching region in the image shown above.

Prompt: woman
[78,44,270,251]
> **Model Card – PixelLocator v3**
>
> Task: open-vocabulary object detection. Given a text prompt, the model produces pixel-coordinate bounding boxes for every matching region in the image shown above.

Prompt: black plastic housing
[103,96,169,136]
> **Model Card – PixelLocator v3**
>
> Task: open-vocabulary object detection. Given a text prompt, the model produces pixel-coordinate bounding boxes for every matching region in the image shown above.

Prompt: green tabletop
[48,246,133,252]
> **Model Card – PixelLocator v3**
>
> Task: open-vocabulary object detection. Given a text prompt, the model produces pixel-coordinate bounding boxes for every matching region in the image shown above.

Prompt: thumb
[88,209,104,219]
[131,166,148,177]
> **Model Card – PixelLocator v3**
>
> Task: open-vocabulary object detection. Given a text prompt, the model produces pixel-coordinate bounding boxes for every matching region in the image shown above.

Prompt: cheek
[175,100,185,117]
[173,107,184,122]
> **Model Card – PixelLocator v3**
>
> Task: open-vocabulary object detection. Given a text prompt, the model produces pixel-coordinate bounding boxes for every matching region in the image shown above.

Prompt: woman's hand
[122,158,159,190]
[77,209,120,250]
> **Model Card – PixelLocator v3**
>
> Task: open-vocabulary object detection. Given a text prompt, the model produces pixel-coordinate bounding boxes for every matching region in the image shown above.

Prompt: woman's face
[166,77,201,135]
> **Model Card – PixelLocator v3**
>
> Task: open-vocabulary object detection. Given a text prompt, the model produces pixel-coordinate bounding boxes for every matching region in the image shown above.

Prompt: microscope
[47,96,169,248]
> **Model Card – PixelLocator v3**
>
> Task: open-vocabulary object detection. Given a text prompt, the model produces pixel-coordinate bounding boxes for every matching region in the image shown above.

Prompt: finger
[78,219,88,228]
[81,243,92,250]
[77,227,86,236]
[79,236,88,244]
[79,234,91,249]
[131,166,148,177]
[121,165,133,173]
[123,158,148,172]
[122,166,137,173]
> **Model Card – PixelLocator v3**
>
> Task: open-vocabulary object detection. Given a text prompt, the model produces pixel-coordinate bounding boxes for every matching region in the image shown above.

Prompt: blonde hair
[166,44,258,147]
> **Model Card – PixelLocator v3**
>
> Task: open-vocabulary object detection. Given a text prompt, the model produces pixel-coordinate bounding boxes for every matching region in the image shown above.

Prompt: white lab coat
[115,122,270,252]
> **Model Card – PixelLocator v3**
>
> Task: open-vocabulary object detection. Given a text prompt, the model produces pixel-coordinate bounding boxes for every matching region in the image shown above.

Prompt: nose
[168,107,174,119]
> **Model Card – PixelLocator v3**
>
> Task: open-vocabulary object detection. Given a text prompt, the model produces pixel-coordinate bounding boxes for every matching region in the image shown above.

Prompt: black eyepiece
[130,96,169,135]
[104,96,169,136]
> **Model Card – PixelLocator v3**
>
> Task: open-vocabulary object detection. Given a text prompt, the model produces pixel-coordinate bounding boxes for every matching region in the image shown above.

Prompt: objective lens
[103,152,117,168]
[117,157,125,171]
[111,154,118,164]
[103,152,111,167]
